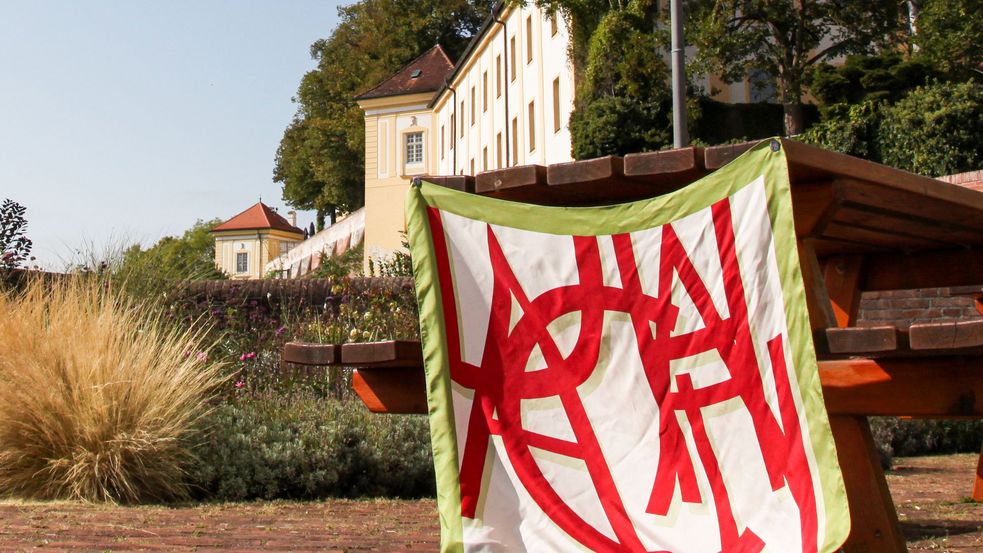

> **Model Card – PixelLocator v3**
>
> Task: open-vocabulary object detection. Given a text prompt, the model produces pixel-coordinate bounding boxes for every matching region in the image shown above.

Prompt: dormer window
[405,131,424,165]
[410,69,422,79]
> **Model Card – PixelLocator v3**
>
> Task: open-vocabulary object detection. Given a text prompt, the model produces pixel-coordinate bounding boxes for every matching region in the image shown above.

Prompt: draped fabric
[406,140,849,553]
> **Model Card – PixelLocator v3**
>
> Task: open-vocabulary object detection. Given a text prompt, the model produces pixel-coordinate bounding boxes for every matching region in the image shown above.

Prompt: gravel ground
[0,454,979,552]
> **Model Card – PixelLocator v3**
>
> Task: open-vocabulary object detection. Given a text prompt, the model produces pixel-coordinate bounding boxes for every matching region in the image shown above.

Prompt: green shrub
[800,100,883,160]
[877,81,983,176]
[189,394,434,500]
[870,417,983,470]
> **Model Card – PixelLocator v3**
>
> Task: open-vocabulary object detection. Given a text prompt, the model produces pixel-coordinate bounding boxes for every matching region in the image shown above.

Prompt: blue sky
[0,1,344,269]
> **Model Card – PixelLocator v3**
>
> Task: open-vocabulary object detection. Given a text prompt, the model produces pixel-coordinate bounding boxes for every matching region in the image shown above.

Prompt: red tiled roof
[212,202,304,234]
[356,45,454,100]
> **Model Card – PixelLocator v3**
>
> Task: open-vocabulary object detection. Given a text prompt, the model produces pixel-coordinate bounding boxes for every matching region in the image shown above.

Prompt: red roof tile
[212,202,304,234]
[356,45,454,100]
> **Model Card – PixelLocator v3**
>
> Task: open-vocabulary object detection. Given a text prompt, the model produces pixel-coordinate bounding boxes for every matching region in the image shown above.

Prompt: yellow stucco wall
[212,229,303,280]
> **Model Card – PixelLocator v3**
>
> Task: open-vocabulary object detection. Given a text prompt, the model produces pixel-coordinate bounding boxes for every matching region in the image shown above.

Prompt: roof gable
[212,202,304,234]
[356,45,455,101]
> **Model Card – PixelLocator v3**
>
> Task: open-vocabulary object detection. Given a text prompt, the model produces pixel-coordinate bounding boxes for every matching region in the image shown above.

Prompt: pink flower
[239,353,247,362]
[245,352,256,360]
[235,381,244,389]
[196,352,207,362]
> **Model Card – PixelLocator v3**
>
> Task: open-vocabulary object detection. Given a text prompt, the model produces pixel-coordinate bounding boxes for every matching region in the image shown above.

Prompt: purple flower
[275,326,286,336]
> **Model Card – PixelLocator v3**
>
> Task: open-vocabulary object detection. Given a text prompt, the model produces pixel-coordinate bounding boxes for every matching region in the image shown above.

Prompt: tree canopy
[275,0,492,229]
[688,0,904,136]
[122,219,226,281]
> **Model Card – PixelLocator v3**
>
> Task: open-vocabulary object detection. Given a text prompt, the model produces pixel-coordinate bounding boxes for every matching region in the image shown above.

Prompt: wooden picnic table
[285,138,983,553]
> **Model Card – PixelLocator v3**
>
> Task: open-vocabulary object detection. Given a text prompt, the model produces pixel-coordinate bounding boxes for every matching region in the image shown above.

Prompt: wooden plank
[820,357,983,417]
[782,140,983,213]
[423,175,475,193]
[797,239,837,331]
[823,255,865,327]
[623,147,707,193]
[282,342,341,366]
[341,340,423,368]
[352,367,427,414]
[973,446,983,502]
[475,164,547,197]
[823,326,900,355]
[703,141,759,170]
[829,415,907,553]
[834,177,983,238]
[831,203,983,246]
[790,181,837,237]
[547,155,624,187]
[822,220,952,251]
[862,248,983,291]
[909,319,983,350]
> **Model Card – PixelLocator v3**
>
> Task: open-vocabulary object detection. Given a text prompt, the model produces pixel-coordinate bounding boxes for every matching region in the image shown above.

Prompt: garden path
[0,454,980,552]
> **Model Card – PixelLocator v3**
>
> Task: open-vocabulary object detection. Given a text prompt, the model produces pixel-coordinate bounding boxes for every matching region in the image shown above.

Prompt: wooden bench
[285,139,983,553]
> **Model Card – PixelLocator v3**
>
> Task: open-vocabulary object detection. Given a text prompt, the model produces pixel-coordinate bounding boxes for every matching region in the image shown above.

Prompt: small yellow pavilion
[211,202,305,280]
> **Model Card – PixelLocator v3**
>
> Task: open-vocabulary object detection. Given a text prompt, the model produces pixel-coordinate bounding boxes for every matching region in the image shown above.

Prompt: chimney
[288,210,297,228]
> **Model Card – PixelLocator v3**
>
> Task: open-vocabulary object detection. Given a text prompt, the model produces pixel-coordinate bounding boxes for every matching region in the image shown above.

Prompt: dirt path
[0,454,980,552]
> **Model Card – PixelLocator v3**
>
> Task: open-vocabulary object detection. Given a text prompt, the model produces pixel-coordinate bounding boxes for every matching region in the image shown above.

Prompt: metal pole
[670,0,689,148]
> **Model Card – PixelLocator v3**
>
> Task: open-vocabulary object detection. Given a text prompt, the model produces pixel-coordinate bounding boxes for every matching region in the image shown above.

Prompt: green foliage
[809,53,940,106]
[311,244,364,280]
[871,417,983,469]
[877,81,983,176]
[800,100,883,160]
[570,96,671,159]
[690,99,811,146]
[0,199,33,270]
[559,2,673,158]
[689,0,903,135]
[189,394,434,500]
[912,0,983,78]
[124,219,226,281]
[275,0,492,226]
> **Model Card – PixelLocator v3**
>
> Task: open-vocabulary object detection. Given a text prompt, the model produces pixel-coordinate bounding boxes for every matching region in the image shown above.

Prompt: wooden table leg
[829,415,907,553]
[972,444,983,502]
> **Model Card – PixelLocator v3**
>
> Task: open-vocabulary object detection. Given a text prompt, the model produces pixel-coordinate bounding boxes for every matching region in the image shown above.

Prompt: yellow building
[356,2,576,267]
[211,202,305,280]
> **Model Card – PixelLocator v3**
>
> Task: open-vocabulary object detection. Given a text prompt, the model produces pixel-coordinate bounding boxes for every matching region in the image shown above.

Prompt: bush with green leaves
[870,417,983,470]
[800,100,883,161]
[189,393,434,500]
[877,81,983,177]
[0,199,33,270]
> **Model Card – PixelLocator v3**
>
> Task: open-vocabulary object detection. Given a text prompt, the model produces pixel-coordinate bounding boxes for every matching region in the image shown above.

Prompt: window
[470,158,475,175]
[496,55,502,98]
[236,252,248,274]
[552,78,561,133]
[510,36,517,81]
[482,71,488,112]
[405,132,423,165]
[511,117,518,165]
[450,114,455,149]
[528,100,536,152]
[470,86,475,125]
[550,13,558,36]
[440,125,445,159]
[526,16,533,64]
[483,147,488,171]
[460,100,465,136]
[496,132,503,168]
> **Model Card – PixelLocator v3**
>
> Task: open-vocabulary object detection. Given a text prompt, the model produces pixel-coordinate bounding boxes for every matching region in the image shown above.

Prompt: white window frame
[236,252,248,274]
[405,131,424,165]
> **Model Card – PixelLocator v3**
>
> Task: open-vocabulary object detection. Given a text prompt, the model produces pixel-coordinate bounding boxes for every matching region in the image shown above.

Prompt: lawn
[0,454,981,552]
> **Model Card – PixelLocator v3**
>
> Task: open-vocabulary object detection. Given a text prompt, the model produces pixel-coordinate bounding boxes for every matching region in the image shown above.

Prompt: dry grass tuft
[0,278,225,503]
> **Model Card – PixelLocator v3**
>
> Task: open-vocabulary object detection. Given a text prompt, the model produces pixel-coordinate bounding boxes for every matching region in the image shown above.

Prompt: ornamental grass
[0,278,224,503]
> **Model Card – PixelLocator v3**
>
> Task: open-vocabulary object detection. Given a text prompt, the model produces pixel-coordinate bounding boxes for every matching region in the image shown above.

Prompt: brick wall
[858,285,983,328]
[938,170,983,192]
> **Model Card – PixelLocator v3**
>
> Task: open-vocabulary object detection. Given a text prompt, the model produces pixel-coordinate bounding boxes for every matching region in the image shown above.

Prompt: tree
[0,199,33,270]
[275,0,491,229]
[908,0,983,78]
[534,0,675,157]
[122,219,226,281]
[689,0,904,136]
